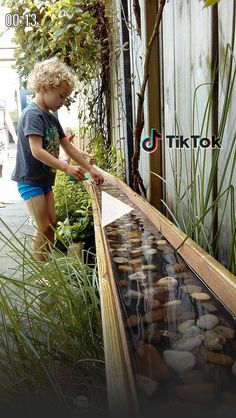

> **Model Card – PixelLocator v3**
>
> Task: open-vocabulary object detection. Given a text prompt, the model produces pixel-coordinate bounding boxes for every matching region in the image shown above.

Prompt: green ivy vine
[3,0,103,84]
[3,0,112,146]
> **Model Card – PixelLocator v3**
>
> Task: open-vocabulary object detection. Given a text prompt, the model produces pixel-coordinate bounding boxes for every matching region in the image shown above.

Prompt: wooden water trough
[88,171,236,417]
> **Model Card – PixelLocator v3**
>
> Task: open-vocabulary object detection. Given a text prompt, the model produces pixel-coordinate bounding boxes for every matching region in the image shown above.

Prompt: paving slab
[0,145,34,276]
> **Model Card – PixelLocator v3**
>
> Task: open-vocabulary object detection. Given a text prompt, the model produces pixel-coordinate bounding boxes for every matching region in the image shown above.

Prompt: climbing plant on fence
[3,0,112,148]
[3,0,101,83]
[131,0,222,195]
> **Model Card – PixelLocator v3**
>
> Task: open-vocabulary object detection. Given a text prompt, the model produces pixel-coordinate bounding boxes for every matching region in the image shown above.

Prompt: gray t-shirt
[11,102,65,186]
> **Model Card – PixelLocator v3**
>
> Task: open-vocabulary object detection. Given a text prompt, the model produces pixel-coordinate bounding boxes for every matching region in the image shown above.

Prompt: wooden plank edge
[88,183,139,415]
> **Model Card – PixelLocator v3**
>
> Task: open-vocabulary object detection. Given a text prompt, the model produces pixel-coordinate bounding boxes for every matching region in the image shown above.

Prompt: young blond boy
[12,57,104,261]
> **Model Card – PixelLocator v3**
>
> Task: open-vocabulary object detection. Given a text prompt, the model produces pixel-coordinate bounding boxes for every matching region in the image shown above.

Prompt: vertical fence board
[162,0,176,210]
[218,0,236,267]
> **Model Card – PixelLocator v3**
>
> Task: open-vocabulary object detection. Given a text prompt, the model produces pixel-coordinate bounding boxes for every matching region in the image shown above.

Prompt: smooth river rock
[124,289,143,299]
[201,302,217,313]
[146,298,163,310]
[207,351,234,366]
[163,350,196,373]
[184,326,203,338]
[144,323,162,344]
[143,309,164,323]
[191,292,211,301]
[173,334,204,351]
[204,330,226,351]
[196,314,219,330]
[135,374,158,396]
[182,284,202,294]
[129,271,146,281]
[178,319,195,334]
[213,325,235,339]
[113,257,129,264]
[157,277,178,288]
[126,314,140,328]
[135,343,169,381]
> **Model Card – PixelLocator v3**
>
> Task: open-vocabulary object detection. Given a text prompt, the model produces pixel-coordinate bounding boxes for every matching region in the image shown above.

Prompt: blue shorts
[17,183,52,201]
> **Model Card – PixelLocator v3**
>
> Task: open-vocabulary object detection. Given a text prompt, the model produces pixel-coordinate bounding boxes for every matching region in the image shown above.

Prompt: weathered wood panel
[217,0,236,267]
[107,0,235,273]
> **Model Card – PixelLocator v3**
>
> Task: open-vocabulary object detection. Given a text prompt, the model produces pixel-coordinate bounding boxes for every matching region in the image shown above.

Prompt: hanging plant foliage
[3,0,104,85]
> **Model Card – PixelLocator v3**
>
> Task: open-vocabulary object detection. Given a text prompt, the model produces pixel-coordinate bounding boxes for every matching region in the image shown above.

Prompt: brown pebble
[130,238,142,244]
[207,352,233,366]
[167,263,187,273]
[107,233,118,240]
[133,265,143,272]
[130,248,143,257]
[127,314,140,328]
[129,258,143,266]
[118,265,133,272]
[174,272,192,279]
[111,250,127,258]
[191,292,211,301]
[156,277,178,288]
[147,299,163,310]
[156,240,167,245]
[143,309,164,323]
[127,231,140,239]
[153,286,170,303]
[144,326,162,344]
[142,264,158,271]
[125,289,143,299]
[213,325,235,339]
[135,343,168,380]
[119,279,128,287]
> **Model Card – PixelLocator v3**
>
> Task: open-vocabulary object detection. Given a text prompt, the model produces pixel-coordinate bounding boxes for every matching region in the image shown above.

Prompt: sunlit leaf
[203,0,221,8]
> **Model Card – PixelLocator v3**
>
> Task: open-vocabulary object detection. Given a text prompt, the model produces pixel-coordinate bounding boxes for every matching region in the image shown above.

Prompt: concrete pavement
[0,144,34,276]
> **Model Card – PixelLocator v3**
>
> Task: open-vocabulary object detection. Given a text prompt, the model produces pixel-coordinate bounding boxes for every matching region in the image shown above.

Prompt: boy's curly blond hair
[27,57,76,92]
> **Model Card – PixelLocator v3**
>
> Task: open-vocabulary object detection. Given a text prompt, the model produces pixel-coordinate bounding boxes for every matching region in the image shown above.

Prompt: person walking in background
[11,57,104,261]
[59,126,95,165]
[0,100,18,177]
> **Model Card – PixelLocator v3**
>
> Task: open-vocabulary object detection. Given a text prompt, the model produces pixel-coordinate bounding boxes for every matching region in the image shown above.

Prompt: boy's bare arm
[61,139,104,183]
[28,135,84,180]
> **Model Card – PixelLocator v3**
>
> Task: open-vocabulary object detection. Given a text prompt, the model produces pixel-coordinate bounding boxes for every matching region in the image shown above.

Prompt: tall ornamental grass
[0,218,106,417]
[152,15,236,274]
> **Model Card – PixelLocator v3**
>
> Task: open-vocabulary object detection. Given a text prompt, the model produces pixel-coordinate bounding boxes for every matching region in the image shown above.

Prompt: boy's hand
[66,133,75,143]
[65,164,85,181]
[89,167,104,185]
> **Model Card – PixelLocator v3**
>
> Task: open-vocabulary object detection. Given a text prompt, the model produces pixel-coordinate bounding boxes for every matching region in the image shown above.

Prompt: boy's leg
[45,191,57,244]
[25,192,56,261]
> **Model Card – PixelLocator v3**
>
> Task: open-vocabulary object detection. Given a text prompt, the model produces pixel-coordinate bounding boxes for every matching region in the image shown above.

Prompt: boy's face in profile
[41,81,72,112]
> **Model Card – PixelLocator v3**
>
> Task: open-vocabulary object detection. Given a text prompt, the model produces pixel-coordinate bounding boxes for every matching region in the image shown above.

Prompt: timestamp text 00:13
[5,13,37,28]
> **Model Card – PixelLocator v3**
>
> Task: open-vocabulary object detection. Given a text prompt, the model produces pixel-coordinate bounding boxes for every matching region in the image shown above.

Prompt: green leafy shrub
[53,172,94,246]
[88,134,125,179]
